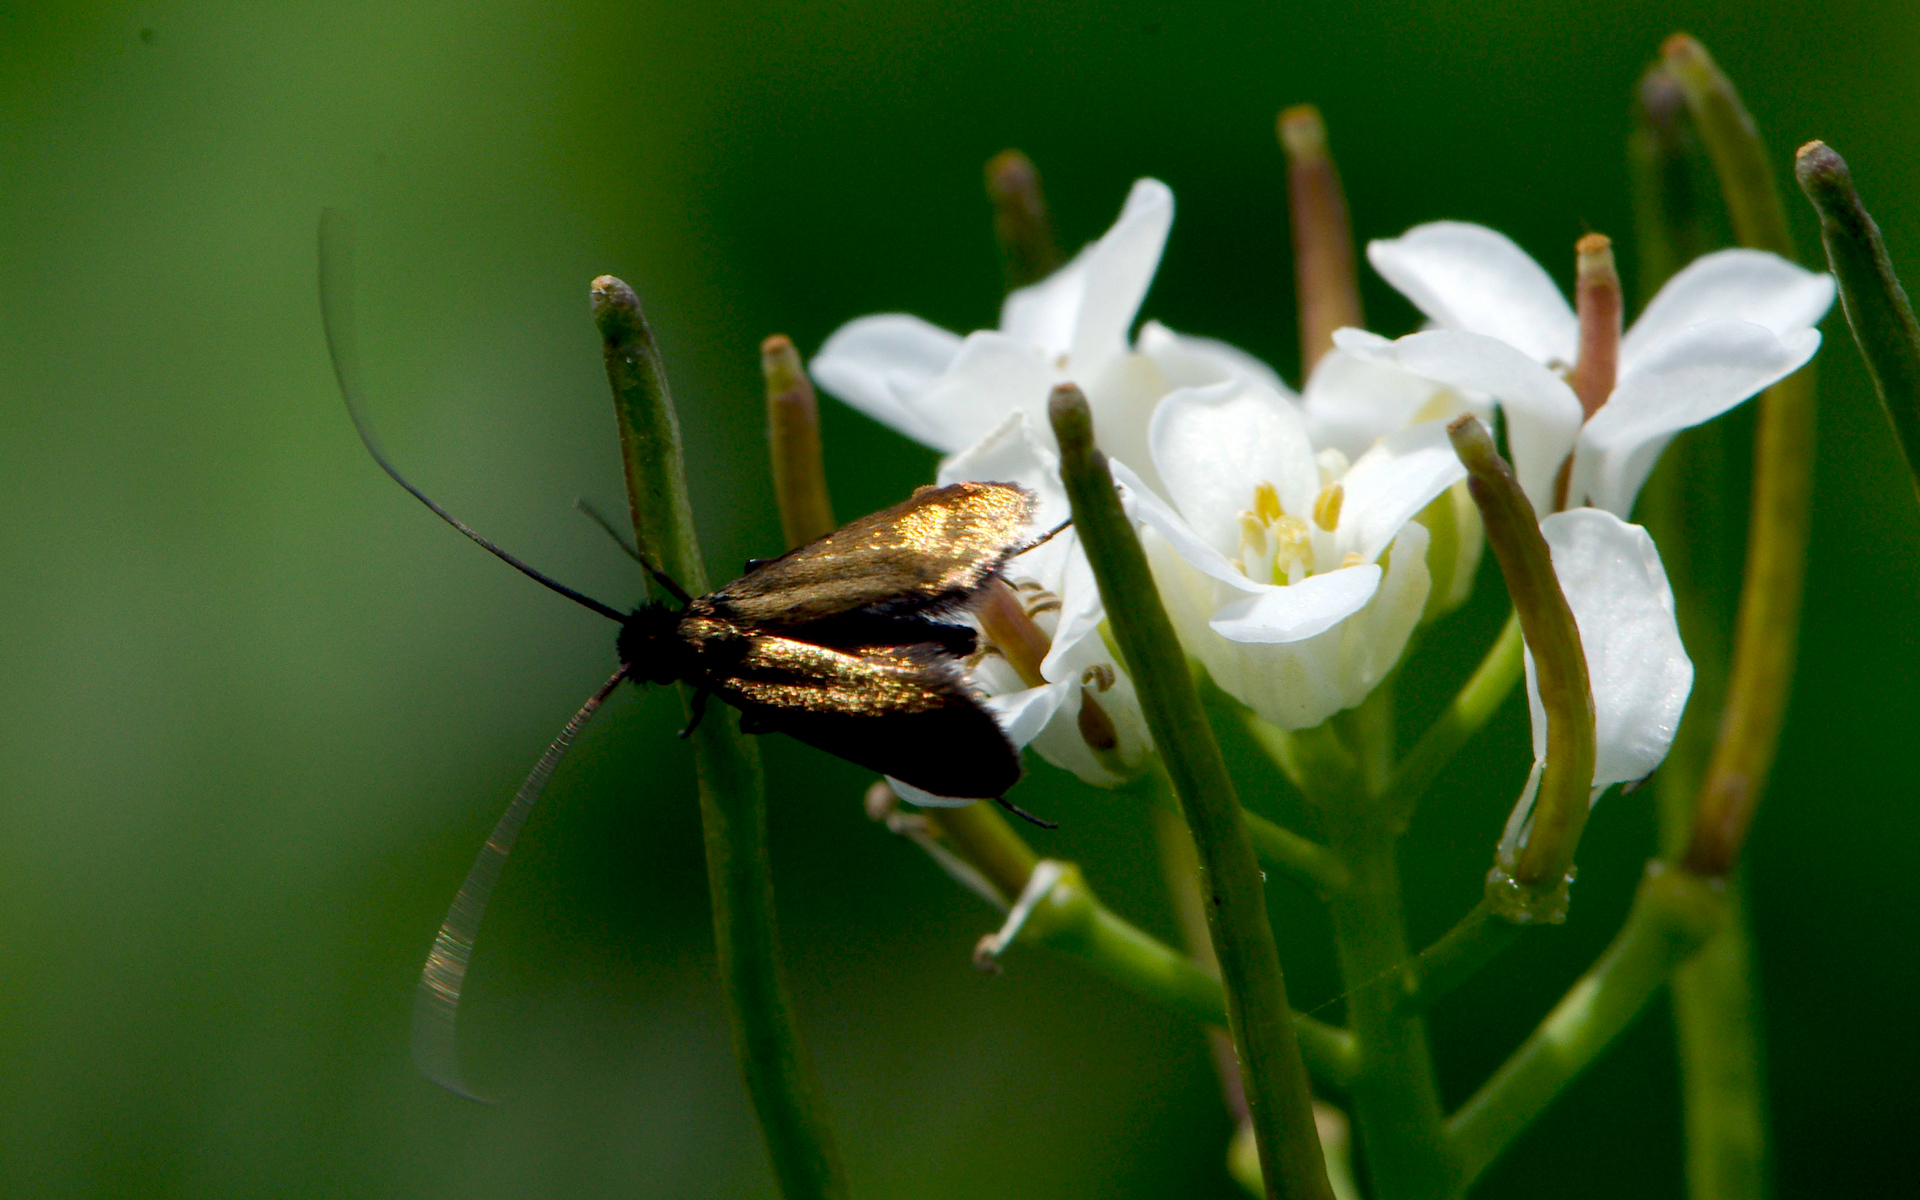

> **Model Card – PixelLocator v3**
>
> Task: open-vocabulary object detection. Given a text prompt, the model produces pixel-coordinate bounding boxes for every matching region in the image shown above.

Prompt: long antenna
[411,667,629,1100]
[319,209,627,624]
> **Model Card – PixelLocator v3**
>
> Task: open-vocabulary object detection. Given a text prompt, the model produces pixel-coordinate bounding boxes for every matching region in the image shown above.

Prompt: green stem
[984,150,1062,290]
[1325,833,1459,1200]
[592,277,849,1200]
[928,801,1355,1087]
[1672,885,1771,1200]
[1386,614,1524,827]
[1448,864,1731,1185]
[1665,33,1815,878]
[1448,418,1595,892]
[1631,66,1770,1200]
[1796,140,1920,506]
[762,334,838,547]
[1050,386,1334,1200]
[1399,898,1525,1016]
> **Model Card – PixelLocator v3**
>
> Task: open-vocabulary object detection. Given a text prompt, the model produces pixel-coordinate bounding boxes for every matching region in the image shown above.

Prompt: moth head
[616,601,693,686]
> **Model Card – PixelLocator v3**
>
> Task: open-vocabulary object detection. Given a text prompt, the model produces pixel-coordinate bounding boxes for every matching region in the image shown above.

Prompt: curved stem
[594,277,849,1200]
[1448,864,1729,1185]
[1051,386,1334,1200]
[1398,898,1526,1016]
[1665,34,1815,877]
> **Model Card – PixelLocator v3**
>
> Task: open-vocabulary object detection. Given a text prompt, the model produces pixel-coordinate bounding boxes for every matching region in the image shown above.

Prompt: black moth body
[620,480,1036,800]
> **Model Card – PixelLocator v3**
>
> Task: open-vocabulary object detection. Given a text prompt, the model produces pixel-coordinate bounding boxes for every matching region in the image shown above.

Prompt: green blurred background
[4,1,1917,1196]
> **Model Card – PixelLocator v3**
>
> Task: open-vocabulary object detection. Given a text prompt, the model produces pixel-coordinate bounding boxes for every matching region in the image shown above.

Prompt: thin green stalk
[1324,832,1459,1199]
[1448,864,1730,1185]
[1672,887,1771,1200]
[1279,105,1363,371]
[1142,760,1348,896]
[1398,898,1524,1016]
[1665,33,1815,877]
[1632,67,1768,1199]
[1628,63,1712,303]
[1797,140,1920,505]
[762,334,837,547]
[926,799,1356,1087]
[1448,418,1595,893]
[593,277,848,1200]
[1050,385,1334,1200]
[1386,613,1524,827]
[985,150,1062,290]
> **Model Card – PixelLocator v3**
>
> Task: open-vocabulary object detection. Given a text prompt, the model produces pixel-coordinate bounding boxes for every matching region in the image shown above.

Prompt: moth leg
[743,557,774,574]
[678,687,710,739]
[995,795,1059,830]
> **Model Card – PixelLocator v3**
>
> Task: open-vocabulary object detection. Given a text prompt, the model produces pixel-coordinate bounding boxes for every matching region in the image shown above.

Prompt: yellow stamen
[1312,482,1345,532]
[1252,480,1284,524]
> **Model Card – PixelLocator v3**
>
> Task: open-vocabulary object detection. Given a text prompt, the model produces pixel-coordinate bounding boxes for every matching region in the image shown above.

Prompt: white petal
[1137,320,1292,394]
[906,331,1058,454]
[1573,320,1822,515]
[1366,222,1578,365]
[1151,522,1429,729]
[1335,328,1582,513]
[1037,537,1104,681]
[984,683,1070,751]
[886,778,980,808]
[1000,178,1173,369]
[1110,458,1264,593]
[1622,250,1836,367]
[1335,420,1468,564]
[937,411,1072,535]
[1208,564,1383,643]
[811,314,965,448]
[1149,378,1319,552]
[1538,509,1693,789]
[1301,345,1459,459]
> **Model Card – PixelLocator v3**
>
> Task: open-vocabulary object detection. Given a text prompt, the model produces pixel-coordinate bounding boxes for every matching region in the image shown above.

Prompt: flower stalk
[1280,105,1363,371]
[1665,32,1816,878]
[985,150,1062,291]
[1447,863,1730,1185]
[593,276,850,1200]
[763,334,837,547]
[1448,416,1596,898]
[1796,140,1920,504]
[1050,383,1334,1200]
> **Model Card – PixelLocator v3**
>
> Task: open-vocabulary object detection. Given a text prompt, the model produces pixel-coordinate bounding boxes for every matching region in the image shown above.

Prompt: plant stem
[593,277,848,1200]
[1051,385,1334,1200]
[1796,140,1920,506]
[1324,831,1459,1199]
[1399,898,1524,1016]
[1448,417,1595,891]
[762,334,837,547]
[1448,863,1730,1185]
[1386,613,1524,827]
[1672,887,1771,1200]
[923,800,1355,1087]
[1664,33,1815,877]
[1631,57,1771,1200]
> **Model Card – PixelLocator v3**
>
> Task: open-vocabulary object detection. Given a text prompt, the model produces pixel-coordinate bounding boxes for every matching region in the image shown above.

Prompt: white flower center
[1232,469,1360,586]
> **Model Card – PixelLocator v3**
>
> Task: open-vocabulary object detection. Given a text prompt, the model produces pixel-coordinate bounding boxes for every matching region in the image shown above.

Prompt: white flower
[1501,508,1694,861]
[812,179,1273,488]
[1117,377,1466,729]
[1341,221,1834,515]
[893,413,1151,806]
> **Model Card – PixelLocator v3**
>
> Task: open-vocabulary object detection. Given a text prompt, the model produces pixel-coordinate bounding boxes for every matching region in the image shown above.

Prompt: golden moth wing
[710,635,1021,799]
[698,482,1036,630]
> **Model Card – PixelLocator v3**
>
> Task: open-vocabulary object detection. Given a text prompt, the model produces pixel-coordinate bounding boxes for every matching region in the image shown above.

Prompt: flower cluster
[813,179,1831,821]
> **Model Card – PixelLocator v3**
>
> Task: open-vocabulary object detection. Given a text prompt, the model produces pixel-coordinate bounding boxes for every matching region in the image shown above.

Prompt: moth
[319,212,1052,1096]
